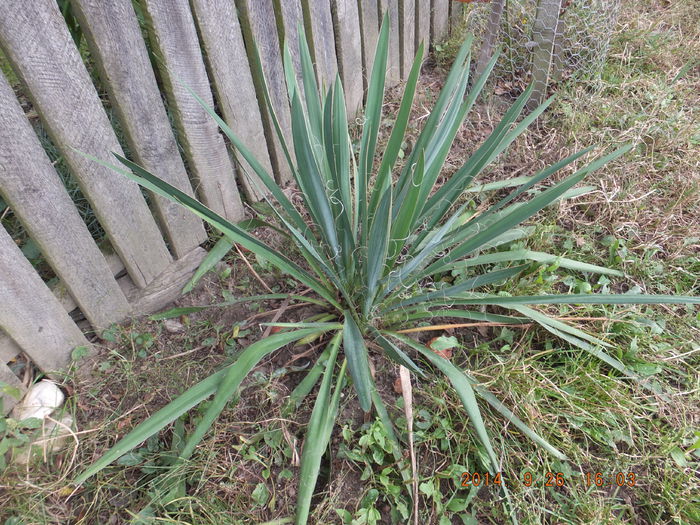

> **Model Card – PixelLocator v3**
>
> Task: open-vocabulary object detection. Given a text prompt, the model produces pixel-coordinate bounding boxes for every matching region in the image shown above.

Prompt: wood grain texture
[449,0,464,34]
[379,0,401,85]
[475,0,505,79]
[431,0,449,43]
[358,0,381,92]
[191,0,273,201]
[274,0,306,98]
[71,0,206,258]
[398,0,415,79]
[236,0,294,184]
[141,0,244,220]
[332,0,364,116]
[118,247,207,316]
[528,0,563,110]
[0,73,131,332]
[0,361,26,415]
[0,0,172,288]
[302,0,338,92]
[415,0,431,51]
[0,226,91,373]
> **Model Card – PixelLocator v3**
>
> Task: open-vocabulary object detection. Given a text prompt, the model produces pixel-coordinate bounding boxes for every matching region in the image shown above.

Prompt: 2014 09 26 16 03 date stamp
[459,471,637,488]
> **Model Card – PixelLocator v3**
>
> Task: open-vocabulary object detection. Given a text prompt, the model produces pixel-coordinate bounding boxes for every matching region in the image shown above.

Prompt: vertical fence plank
[528,0,563,110]
[399,0,415,79]
[274,0,306,97]
[301,0,338,93]
[236,0,294,185]
[0,361,26,415]
[191,0,273,201]
[0,226,91,373]
[0,0,172,288]
[71,0,207,258]
[358,0,381,93]
[416,0,431,51]
[141,0,244,220]
[332,0,364,116]
[431,0,450,42]
[475,0,506,79]
[449,0,464,34]
[379,0,401,84]
[0,73,131,332]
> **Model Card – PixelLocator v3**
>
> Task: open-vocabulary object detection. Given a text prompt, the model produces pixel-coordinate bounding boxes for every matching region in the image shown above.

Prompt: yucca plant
[75,17,698,524]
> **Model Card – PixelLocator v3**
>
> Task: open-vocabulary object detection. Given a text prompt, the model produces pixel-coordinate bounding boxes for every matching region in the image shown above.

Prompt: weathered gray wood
[475,0,506,80]
[236,0,294,185]
[332,0,364,116]
[274,0,306,99]
[431,0,449,42]
[71,0,207,258]
[0,226,91,373]
[379,0,401,85]
[141,0,244,220]
[0,334,21,364]
[0,0,172,288]
[191,0,273,201]
[399,0,415,79]
[449,0,464,34]
[0,73,131,332]
[0,360,26,415]
[358,0,381,92]
[528,0,563,110]
[302,0,338,92]
[415,0,431,51]
[118,247,207,316]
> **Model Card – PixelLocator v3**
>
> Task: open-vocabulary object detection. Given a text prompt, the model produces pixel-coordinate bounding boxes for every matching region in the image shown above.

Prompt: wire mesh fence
[457,0,621,105]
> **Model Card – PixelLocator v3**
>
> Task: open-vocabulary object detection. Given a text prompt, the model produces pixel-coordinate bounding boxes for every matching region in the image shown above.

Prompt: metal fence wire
[457,0,621,105]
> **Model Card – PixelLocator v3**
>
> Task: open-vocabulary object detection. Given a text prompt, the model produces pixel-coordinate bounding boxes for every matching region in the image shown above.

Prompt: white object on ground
[12,379,65,421]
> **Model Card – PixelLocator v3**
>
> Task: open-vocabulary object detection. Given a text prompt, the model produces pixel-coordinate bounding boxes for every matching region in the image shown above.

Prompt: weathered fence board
[431,0,450,42]
[0,0,172,288]
[274,0,306,99]
[0,226,91,373]
[416,0,431,50]
[450,0,464,34]
[303,0,339,92]
[236,0,294,184]
[358,0,381,91]
[399,0,415,79]
[141,0,244,220]
[191,0,272,201]
[528,0,564,110]
[71,0,207,258]
[0,73,131,332]
[0,360,26,414]
[379,0,401,84]
[475,0,506,79]
[333,0,364,116]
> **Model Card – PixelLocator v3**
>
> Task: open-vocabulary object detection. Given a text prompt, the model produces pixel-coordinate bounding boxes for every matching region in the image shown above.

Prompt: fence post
[527,0,563,110]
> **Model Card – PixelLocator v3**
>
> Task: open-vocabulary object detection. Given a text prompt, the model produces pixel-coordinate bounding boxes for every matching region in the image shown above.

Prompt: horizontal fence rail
[0,0,464,412]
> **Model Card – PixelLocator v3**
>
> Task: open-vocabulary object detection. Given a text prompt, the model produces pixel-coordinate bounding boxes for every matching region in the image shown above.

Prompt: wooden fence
[0,0,467,411]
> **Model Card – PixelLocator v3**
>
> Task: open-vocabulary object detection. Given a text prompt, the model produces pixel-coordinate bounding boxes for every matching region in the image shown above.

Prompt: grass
[1,0,698,523]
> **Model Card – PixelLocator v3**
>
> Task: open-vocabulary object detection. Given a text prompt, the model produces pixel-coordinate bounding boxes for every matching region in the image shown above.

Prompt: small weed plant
[77,16,698,523]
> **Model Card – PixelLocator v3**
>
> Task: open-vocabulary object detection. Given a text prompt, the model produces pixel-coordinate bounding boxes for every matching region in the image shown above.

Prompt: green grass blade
[469,383,567,460]
[365,186,392,314]
[343,312,373,412]
[444,249,623,277]
[387,264,529,312]
[104,153,339,309]
[389,150,425,262]
[372,330,425,378]
[369,42,424,218]
[182,235,233,294]
[446,293,700,307]
[282,344,333,417]
[390,333,501,471]
[296,333,342,525]
[74,328,328,485]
